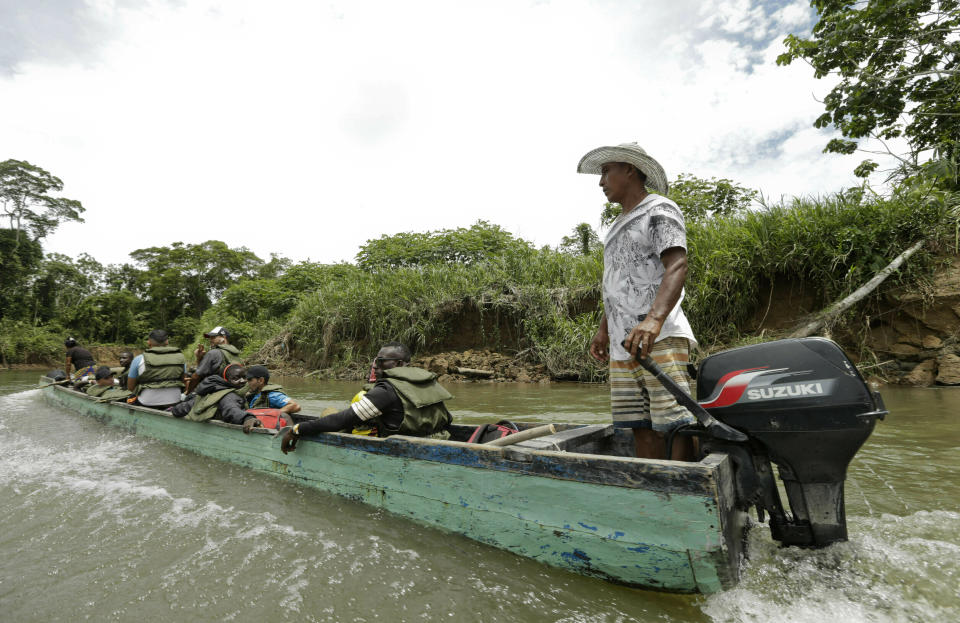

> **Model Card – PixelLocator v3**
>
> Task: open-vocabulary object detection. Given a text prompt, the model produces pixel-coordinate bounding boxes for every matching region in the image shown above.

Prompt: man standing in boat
[63,337,96,380]
[279,342,453,452]
[578,142,697,461]
[185,326,242,394]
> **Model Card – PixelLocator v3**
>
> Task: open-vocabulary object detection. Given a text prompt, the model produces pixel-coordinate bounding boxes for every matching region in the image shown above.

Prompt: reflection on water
[0,370,957,622]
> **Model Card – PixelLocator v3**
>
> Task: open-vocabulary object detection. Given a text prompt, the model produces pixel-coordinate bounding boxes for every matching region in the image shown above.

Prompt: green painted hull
[42,383,747,593]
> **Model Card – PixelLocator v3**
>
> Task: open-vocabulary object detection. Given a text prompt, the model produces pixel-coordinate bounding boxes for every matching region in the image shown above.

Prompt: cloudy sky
[1,0,892,267]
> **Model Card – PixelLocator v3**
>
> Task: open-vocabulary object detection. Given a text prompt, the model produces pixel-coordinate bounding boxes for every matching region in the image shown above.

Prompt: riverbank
[9,265,960,387]
[9,252,960,387]
[257,252,960,387]
[861,255,960,386]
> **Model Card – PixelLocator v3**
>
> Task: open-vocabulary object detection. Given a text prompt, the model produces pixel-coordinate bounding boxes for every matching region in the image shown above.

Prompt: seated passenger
[244,365,301,416]
[280,342,452,453]
[185,326,242,394]
[86,366,134,401]
[64,337,96,380]
[111,350,134,389]
[170,364,262,433]
[127,329,186,409]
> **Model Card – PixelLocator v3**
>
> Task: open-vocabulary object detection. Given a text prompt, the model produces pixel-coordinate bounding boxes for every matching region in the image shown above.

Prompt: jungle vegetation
[2,161,954,379]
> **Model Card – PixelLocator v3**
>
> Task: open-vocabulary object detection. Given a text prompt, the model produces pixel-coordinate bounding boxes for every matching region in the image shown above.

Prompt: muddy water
[1,370,957,622]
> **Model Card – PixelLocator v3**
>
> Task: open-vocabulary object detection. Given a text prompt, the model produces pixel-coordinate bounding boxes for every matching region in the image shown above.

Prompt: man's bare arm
[185,373,200,394]
[589,312,610,362]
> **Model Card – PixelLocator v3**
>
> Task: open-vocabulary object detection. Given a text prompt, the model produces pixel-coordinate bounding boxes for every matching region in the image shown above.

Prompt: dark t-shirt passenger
[297,381,404,436]
[66,346,95,368]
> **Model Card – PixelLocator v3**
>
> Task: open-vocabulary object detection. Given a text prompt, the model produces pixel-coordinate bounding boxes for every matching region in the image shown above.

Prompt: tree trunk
[455,367,495,378]
[790,239,925,339]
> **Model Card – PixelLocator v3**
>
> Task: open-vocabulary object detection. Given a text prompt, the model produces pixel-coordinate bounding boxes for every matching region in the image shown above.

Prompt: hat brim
[577,145,669,195]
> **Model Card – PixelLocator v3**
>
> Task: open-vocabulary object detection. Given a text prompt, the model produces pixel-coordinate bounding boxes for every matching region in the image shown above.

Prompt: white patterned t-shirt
[603,194,697,361]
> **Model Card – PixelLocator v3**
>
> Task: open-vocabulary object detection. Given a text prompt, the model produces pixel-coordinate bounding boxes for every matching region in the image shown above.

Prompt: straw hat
[576,142,669,195]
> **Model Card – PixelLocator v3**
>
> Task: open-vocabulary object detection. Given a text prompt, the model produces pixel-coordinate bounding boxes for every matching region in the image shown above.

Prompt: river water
[1,370,957,622]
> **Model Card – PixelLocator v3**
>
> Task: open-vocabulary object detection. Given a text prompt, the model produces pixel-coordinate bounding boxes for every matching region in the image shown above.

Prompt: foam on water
[703,512,960,623]
[0,390,317,543]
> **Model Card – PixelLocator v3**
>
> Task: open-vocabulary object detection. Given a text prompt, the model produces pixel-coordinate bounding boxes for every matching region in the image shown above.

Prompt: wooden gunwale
[41,382,747,593]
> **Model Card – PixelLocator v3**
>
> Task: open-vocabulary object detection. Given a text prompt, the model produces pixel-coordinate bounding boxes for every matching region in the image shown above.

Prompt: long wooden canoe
[41,382,747,593]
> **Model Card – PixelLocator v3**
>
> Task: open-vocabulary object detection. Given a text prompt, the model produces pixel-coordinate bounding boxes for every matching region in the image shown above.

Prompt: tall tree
[559,223,601,255]
[356,220,532,270]
[0,159,85,245]
[668,174,758,222]
[128,240,264,328]
[598,174,757,226]
[30,253,103,324]
[0,229,43,320]
[778,0,960,176]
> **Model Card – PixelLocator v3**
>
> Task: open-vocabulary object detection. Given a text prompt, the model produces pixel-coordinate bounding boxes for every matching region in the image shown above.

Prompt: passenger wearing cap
[185,326,242,394]
[244,365,301,415]
[127,329,187,408]
[577,142,698,461]
[85,366,134,401]
[170,364,262,433]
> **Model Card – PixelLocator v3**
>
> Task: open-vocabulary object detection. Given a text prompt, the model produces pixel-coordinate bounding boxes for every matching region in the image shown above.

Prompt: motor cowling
[696,338,886,547]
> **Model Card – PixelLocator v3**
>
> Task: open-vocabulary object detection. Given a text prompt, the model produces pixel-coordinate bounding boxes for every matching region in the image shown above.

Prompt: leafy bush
[685,187,950,348]
[0,320,64,364]
[356,220,532,270]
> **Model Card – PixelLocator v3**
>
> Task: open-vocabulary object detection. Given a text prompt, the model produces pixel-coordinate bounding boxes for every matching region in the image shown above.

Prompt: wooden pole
[456,367,495,378]
[485,423,557,447]
[790,239,925,339]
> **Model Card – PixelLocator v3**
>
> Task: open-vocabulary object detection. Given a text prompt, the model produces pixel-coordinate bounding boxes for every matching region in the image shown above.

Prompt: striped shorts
[609,336,696,433]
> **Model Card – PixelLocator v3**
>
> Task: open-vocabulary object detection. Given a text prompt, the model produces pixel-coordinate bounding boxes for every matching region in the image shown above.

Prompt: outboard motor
[695,338,886,547]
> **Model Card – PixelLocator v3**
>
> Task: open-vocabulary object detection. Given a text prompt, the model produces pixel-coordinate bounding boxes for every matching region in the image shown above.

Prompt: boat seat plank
[513,424,614,452]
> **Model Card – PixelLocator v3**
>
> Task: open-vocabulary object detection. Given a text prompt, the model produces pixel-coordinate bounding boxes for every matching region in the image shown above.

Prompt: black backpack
[467,420,519,444]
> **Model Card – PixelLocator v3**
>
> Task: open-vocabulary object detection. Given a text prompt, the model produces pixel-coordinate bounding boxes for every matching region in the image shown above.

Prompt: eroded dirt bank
[861,256,960,386]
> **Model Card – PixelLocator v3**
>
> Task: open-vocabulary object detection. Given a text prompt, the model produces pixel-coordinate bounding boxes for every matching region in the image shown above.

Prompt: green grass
[206,188,953,380]
[685,189,948,350]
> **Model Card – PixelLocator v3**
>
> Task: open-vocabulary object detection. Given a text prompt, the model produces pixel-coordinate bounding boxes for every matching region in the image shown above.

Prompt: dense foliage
[686,186,950,348]
[2,154,953,380]
[0,233,278,361]
[269,188,950,379]
[0,159,85,242]
[779,0,960,175]
[598,174,758,226]
[355,220,532,270]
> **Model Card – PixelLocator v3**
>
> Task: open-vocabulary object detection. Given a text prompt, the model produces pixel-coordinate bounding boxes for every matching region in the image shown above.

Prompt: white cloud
[0,0,897,268]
